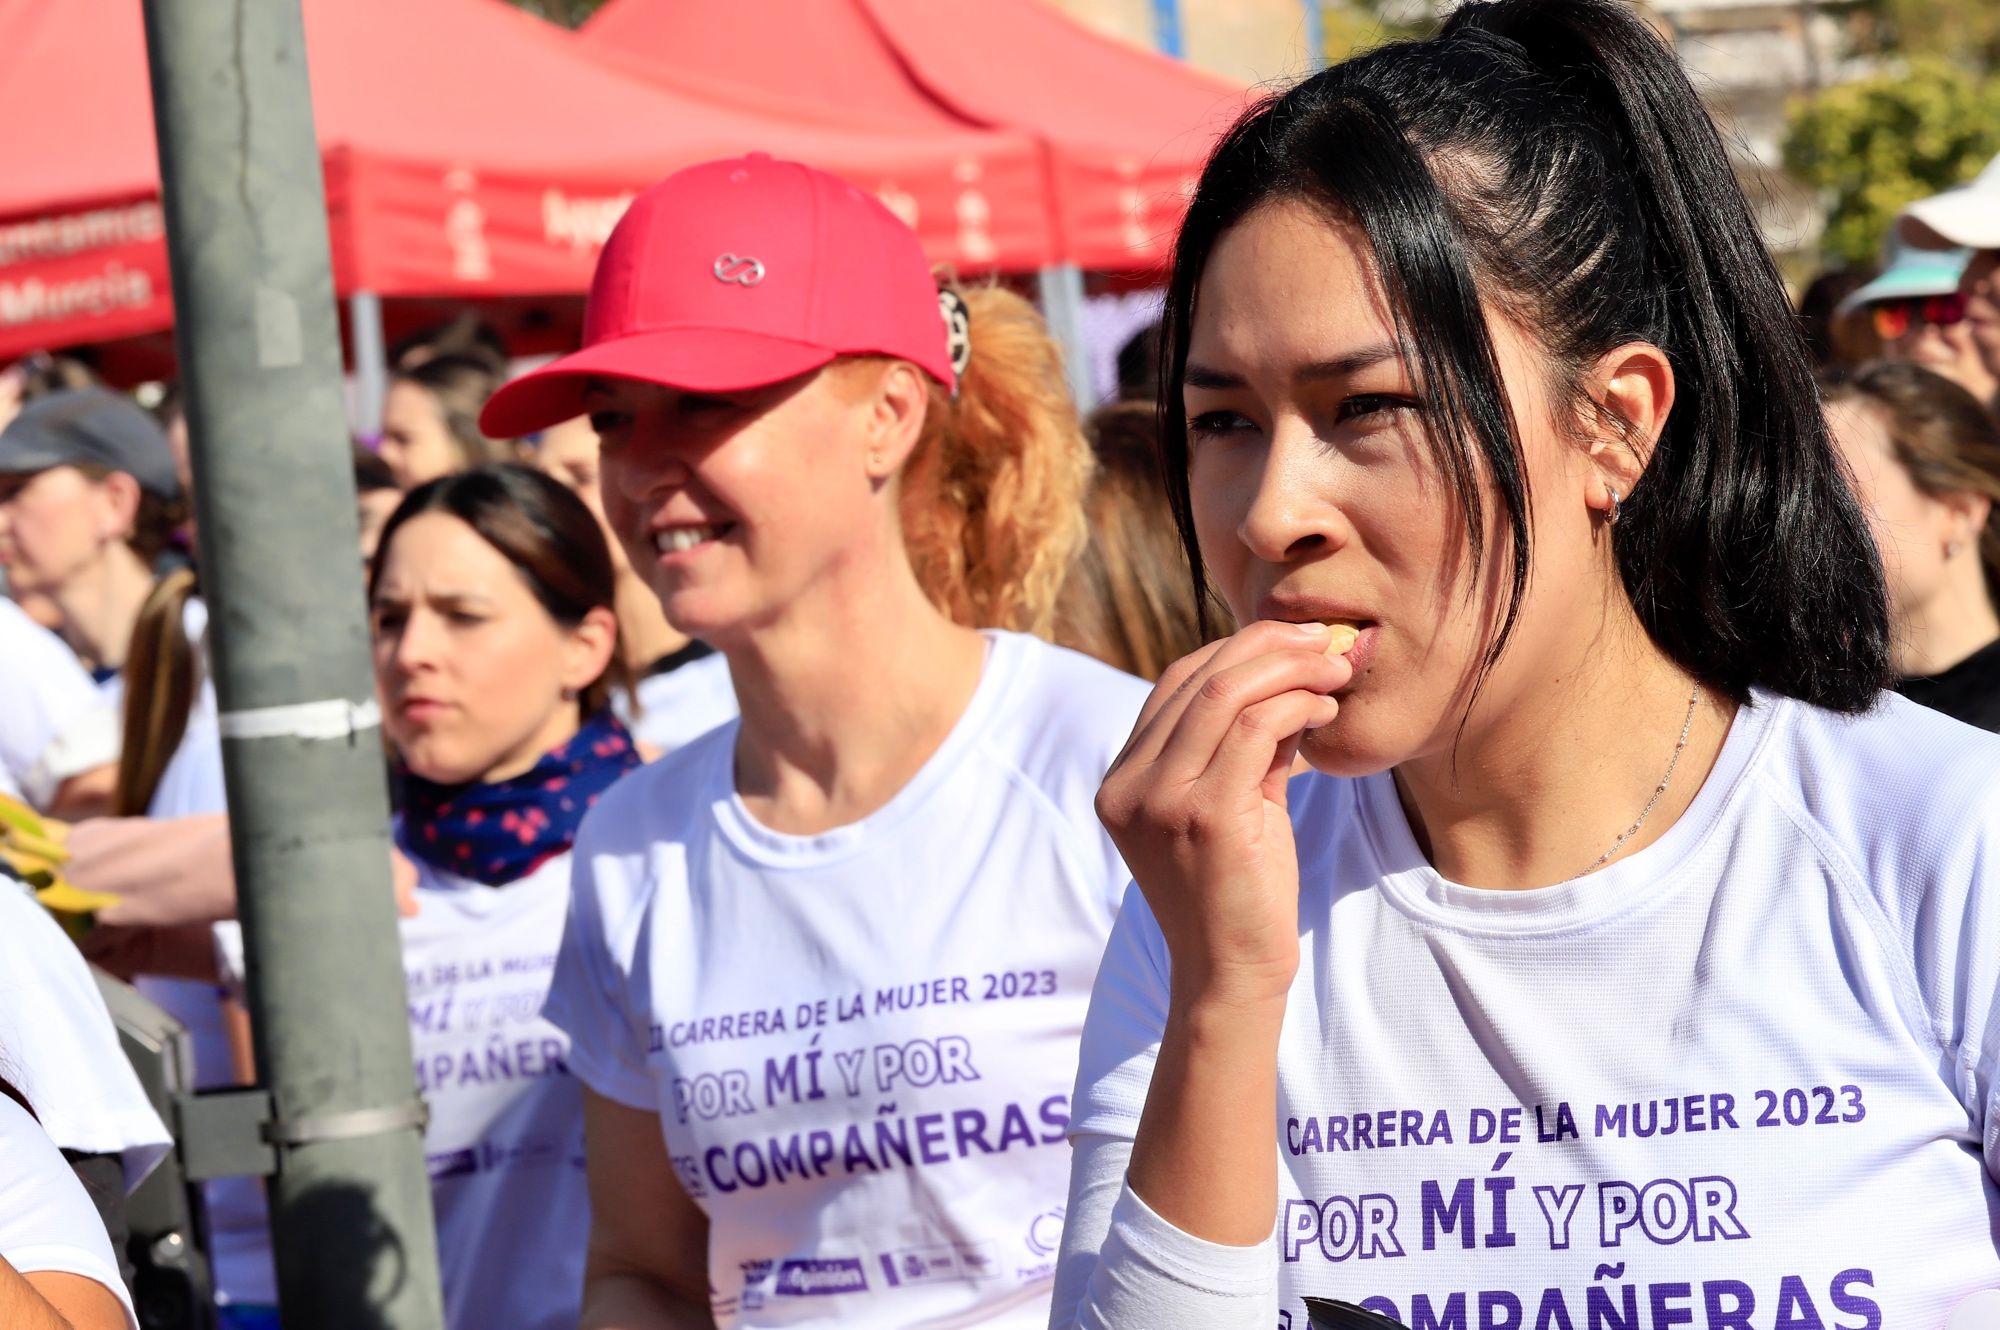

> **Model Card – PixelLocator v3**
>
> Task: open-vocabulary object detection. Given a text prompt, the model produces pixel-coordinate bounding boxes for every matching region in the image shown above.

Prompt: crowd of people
[2,1,1999,1328]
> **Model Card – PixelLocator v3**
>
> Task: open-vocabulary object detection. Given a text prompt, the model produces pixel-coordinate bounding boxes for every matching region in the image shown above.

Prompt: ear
[558,604,620,698]
[94,470,143,541]
[1580,342,1675,517]
[1937,489,1993,552]
[861,361,932,484]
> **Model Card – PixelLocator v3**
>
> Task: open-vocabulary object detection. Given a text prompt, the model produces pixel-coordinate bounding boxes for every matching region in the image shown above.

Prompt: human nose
[603,432,693,508]
[389,608,445,677]
[1237,416,1346,566]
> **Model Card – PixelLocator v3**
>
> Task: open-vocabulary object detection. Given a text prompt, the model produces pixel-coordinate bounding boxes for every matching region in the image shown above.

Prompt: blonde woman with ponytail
[479,156,1147,1330]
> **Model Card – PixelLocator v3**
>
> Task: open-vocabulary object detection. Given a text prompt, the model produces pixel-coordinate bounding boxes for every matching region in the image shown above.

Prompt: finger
[1150,648,1350,787]
[1120,620,1339,770]
[1194,689,1342,810]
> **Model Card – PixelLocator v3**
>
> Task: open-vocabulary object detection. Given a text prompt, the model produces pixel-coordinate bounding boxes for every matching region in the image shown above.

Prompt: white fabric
[545,632,1148,1328]
[1057,691,2000,1330]
[0,598,116,806]
[405,850,590,1330]
[622,651,738,757]
[0,885,169,1191]
[0,1093,138,1330]
[125,596,276,1306]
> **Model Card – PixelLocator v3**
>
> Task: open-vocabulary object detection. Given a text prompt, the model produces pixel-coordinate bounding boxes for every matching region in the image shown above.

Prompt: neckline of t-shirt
[710,630,1021,869]
[1358,690,1784,936]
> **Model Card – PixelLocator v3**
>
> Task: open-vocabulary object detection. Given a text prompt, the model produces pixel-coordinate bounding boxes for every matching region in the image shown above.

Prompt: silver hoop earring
[1605,488,1622,526]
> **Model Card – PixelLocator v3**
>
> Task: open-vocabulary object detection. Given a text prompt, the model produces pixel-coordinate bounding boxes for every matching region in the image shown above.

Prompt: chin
[1295,700,1410,780]
[396,739,483,788]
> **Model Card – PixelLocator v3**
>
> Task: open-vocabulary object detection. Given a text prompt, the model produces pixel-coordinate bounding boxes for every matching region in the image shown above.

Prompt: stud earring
[1946,541,1964,559]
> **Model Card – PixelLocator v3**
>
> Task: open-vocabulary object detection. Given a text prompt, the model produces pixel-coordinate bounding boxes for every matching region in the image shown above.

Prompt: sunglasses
[1872,292,1970,340]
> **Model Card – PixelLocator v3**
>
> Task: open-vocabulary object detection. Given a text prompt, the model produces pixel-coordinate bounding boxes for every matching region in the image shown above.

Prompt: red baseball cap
[482,154,957,437]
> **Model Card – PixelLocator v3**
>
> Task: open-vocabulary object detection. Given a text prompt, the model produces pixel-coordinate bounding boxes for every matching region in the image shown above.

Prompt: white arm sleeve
[1049,1132,1278,1330]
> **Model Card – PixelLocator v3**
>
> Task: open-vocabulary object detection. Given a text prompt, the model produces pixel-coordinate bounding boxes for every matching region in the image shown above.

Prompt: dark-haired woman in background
[369,464,633,1330]
[1055,401,1217,680]
[1828,361,2000,731]
[377,354,514,491]
[1055,3,2000,1326]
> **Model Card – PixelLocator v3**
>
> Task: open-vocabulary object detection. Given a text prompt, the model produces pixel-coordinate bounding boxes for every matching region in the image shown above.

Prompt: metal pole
[1302,0,1328,73]
[1150,0,1183,58]
[138,4,445,1329]
[1038,264,1097,414]
[350,290,388,439]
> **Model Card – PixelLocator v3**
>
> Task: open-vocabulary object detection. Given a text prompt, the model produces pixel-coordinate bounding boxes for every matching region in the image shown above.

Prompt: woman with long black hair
[1054,3,2000,1327]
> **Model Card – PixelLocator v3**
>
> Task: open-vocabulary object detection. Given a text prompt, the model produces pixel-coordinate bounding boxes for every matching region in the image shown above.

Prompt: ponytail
[897,283,1093,638]
[114,570,201,817]
[1159,0,1889,713]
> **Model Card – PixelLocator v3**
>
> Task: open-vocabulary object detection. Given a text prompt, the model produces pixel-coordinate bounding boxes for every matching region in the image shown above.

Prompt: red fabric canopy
[0,0,1058,362]
[578,0,1250,271]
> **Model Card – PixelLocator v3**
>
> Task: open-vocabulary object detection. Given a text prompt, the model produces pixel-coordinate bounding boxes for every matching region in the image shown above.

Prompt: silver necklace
[1575,682,1702,879]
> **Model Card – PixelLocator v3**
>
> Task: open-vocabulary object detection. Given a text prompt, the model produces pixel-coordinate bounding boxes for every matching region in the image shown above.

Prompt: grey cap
[0,387,181,499]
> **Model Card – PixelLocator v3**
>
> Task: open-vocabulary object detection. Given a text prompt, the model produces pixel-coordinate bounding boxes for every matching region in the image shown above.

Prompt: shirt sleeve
[0,1096,139,1330]
[0,890,171,1192]
[1050,1132,1279,1330]
[540,819,661,1112]
[1068,880,1173,1140]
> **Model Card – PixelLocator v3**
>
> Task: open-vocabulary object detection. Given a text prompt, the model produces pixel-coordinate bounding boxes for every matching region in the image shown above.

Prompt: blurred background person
[0,594,117,817]
[482,156,1143,1329]
[1896,153,2000,413]
[369,463,632,1330]
[389,312,510,379]
[0,388,270,1320]
[525,413,735,756]
[1838,237,1994,407]
[353,442,402,574]
[1796,265,1881,371]
[1827,361,2000,731]
[0,389,187,684]
[377,354,513,490]
[1053,400,1214,680]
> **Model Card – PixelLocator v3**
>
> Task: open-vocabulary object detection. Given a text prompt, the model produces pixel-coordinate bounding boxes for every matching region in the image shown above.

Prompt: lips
[398,698,450,723]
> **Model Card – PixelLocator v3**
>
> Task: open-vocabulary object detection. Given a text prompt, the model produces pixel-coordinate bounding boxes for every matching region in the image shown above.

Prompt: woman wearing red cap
[482,155,1147,1328]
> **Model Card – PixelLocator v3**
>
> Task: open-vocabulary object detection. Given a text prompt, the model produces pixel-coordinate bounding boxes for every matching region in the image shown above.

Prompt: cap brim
[480,328,838,438]
[1837,263,1968,315]
[1902,191,2000,252]
[0,428,83,478]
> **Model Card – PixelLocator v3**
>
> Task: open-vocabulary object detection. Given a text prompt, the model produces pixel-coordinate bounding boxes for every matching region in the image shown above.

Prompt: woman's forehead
[1189,201,1398,373]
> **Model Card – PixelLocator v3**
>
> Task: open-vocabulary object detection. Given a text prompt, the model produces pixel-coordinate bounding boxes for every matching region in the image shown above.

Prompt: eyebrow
[1184,341,1404,391]
[370,590,498,611]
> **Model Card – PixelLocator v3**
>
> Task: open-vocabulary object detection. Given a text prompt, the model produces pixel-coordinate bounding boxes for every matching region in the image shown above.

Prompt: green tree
[1782,57,2000,265]
[1319,1,1436,64]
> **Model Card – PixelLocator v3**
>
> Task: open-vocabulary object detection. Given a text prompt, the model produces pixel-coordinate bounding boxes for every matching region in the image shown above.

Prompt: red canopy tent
[0,0,1059,370]
[577,0,1250,272]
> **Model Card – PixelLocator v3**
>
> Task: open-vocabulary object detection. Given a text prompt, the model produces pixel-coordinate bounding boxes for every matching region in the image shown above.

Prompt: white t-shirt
[0,1093,138,1330]
[1057,691,2000,1329]
[544,632,1148,1328]
[622,649,738,757]
[404,850,590,1330]
[0,885,170,1191]
[0,598,117,807]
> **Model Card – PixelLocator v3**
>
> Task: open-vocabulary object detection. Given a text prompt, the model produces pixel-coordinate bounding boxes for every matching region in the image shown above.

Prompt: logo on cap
[713,254,766,286]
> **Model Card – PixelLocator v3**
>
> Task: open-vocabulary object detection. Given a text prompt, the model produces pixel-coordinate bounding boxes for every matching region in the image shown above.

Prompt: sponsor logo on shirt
[773,1257,869,1297]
